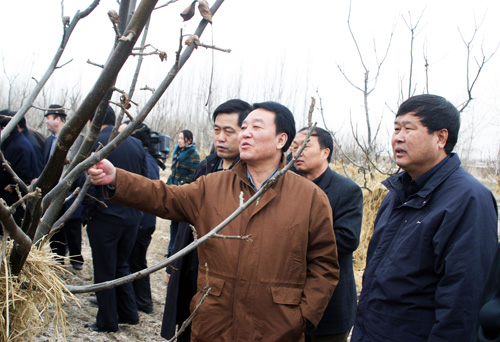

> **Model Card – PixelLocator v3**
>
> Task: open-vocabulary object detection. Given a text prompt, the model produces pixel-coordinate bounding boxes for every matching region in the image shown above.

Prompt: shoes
[84,323,118,332]
[138,306,153,314]
[118,318,139,325]
[71,262,83,270]
[88,297,98,306]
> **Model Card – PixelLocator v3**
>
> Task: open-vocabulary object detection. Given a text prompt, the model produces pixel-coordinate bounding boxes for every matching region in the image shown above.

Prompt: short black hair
[0,109,26,128]
[396,94,460,155]
[181,129,194,144]
[298,126,334,162]
[252,101,296,152]
[90,106,116,126]
[0,115,11,128]
[102,106,116,126]
[212,99,252,127]
[131,123,152,150]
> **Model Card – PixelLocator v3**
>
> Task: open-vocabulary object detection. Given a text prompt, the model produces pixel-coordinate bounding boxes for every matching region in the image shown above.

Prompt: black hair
[181,129,194,144]
[131,123,152,150]
[298,126,334,163]
[252,101,296,152]
[0,115,11,128]
[0,109,26,128]
[212,99,252,127]
[102,106,116,126]
[90,106,116,126]
[396,94,460,155]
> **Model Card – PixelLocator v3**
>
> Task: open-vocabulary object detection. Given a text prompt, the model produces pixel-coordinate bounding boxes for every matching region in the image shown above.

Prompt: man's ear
[277,133,287,150]
[436,129,449,149]
[322,148,330,161]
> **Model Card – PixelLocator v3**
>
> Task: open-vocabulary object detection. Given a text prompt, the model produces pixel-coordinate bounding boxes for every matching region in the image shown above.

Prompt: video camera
[150,131,170,169]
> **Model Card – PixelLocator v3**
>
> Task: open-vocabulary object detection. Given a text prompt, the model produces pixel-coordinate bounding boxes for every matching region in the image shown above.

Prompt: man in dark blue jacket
[125,122,161,314]
[83,106,148,333]
[0,109,44,174]
[0,115,38,225]
[352,94,499,342]
[161,99,252,341]
[293,127,363,342]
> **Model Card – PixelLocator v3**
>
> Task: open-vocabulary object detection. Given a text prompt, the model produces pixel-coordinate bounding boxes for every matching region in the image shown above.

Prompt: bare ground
[35,217,172,342]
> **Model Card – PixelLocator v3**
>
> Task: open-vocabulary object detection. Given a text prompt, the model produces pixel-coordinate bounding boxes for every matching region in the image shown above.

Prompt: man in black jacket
[161,99,251,341]
[293,127,363,342]
[0,115,38,225]
[84,106,148,333]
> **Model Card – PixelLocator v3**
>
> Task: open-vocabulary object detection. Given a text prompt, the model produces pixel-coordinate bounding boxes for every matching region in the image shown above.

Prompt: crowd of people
[1,94,499,341]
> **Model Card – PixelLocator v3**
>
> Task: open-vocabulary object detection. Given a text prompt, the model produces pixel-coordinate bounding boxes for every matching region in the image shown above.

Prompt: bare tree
[1,0,228,277]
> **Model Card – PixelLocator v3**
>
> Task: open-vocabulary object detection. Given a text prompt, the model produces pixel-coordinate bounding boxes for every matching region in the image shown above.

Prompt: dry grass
[330,163,389,290]
[0,242,78,341]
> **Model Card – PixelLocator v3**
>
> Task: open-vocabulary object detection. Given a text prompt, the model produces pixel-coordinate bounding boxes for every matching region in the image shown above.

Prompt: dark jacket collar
[384,153,461,203]
[313,167,333,190]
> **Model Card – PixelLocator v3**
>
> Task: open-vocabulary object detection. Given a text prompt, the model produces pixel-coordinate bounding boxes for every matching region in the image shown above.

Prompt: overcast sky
[1,0,500,159]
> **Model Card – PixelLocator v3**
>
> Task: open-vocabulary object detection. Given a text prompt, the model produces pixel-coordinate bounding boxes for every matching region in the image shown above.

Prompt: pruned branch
[168,285,211,342]
[0,200,32,257]
[86,59,105,68]
[213,233,253,242]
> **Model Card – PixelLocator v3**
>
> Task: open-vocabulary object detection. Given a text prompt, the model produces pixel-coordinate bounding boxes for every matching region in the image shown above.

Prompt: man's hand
[88,159,117,186]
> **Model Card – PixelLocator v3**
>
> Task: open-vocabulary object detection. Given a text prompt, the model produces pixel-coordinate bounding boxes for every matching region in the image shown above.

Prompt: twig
[213,233,253,242]
[111,87,139,106]
[11,188,41,212]
[140,85,156,93]
[109,101,135,121]
[84,193,108,209]
[155,0,179,10]
[55,59,73,69]
[86,59,104,68]
[199,43,231,53]
[0,151,29,194]
[168,285,211,342]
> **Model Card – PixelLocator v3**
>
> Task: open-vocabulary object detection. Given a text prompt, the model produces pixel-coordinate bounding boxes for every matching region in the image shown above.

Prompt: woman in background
[166,129,200,256]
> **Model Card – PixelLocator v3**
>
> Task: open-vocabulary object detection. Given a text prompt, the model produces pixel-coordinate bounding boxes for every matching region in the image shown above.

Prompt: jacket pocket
[269,286,306,337]
[271,286,302,305]
[190,277,225,312]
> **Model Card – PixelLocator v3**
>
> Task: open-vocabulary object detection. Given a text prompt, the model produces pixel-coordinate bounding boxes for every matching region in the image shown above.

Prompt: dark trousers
[87,217,139,331]
[129,225,156,313]
[167,221,179,256]
[50,218,84,265]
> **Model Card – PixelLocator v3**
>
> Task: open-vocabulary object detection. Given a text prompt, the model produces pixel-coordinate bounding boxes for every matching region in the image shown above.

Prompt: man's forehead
[394,112,421,124]
[215,112,239,126]
[243,108,275,122]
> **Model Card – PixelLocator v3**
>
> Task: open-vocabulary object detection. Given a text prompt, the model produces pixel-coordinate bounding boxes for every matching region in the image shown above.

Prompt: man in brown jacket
[89,102,340,342]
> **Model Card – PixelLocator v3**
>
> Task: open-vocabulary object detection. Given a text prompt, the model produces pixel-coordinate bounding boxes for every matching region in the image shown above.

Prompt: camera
[150,131,170,168]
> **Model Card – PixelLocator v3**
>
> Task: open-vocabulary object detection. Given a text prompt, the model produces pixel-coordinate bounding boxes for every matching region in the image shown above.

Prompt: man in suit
[293,127,363,342]
[83,106,148,332]
[43,104,66,164]
[42,104,84,269]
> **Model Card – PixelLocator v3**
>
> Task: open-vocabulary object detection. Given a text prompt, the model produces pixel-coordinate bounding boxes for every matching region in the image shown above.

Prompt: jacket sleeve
[429,190,498,341]
[331,181,363,257]
[108,168,204,223]
[300,189,340,327]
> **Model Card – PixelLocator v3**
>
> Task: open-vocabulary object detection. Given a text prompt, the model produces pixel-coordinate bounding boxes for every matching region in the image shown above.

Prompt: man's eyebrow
[394,119,414,124]
[242,118,265,125]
